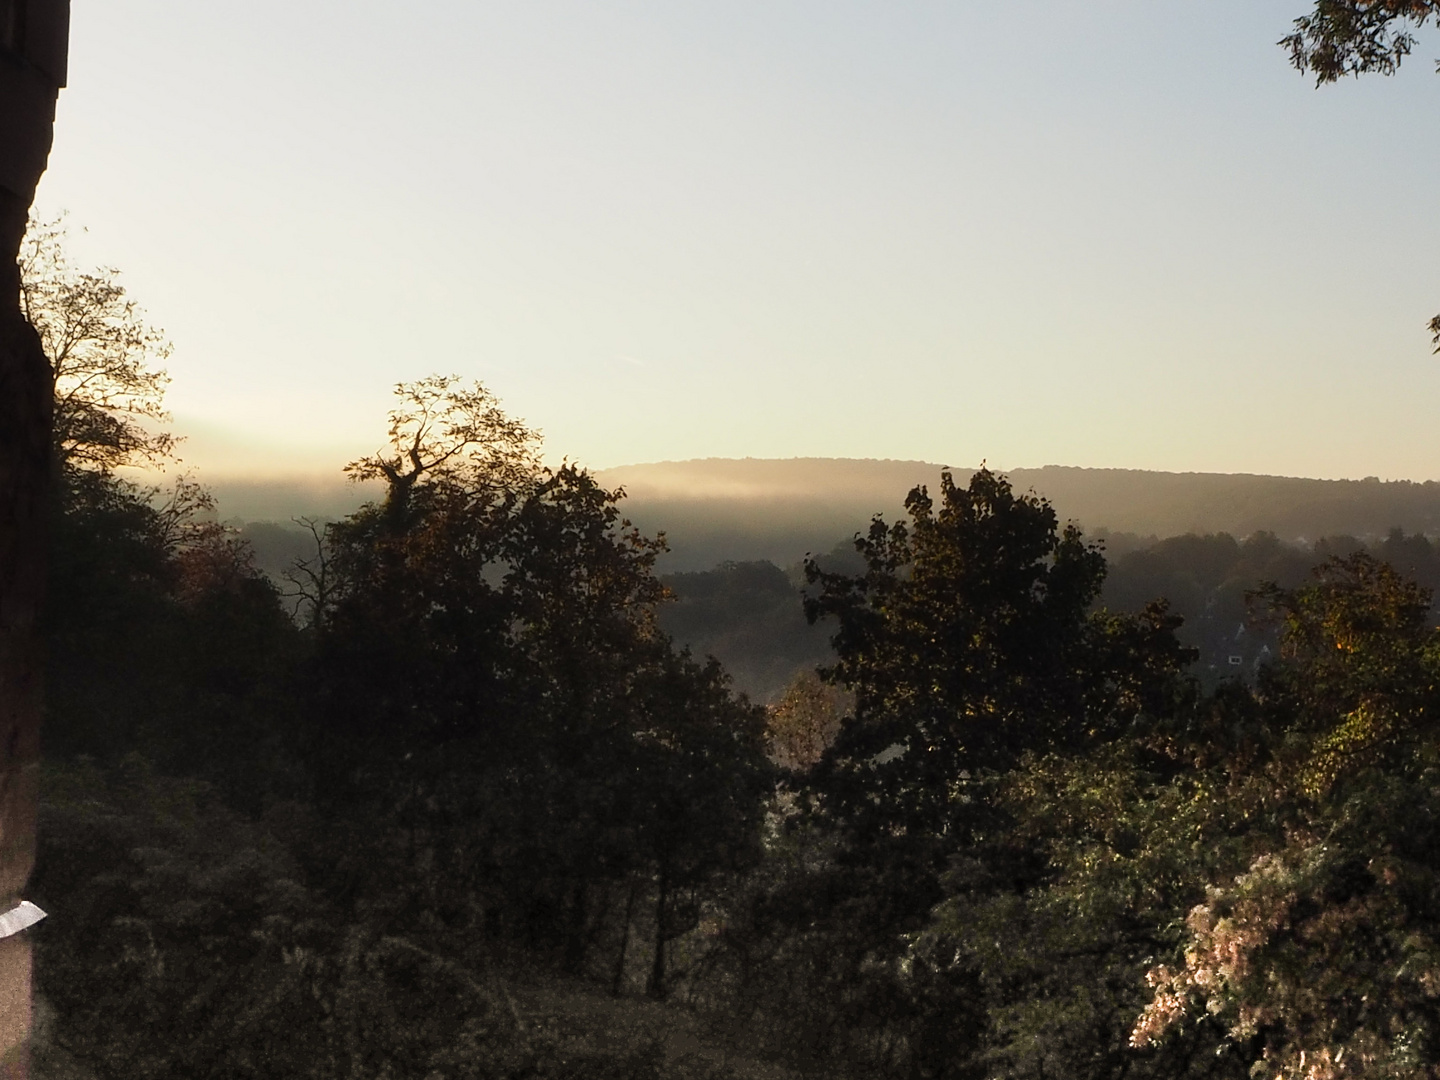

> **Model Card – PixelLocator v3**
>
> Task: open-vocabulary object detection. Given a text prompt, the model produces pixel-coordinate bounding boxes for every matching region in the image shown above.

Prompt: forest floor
[502,967,804,1079]
[29,958,809,1079]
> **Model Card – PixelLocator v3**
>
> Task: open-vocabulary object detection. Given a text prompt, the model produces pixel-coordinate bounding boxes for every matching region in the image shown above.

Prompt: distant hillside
[210,476,378,523]
[218,458,1440,702]
[594,459,1440,571]
[215,459,1440,575]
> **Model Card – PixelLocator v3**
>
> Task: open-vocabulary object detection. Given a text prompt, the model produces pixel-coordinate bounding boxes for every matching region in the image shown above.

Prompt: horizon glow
[33,1,1440,483]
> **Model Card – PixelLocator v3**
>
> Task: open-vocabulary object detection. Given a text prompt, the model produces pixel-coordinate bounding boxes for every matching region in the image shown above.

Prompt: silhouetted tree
[307,380,774,988]
[804,467,1187,856]
[19,215,175,474]
[22,221,301,802]
[621,651,771,998]
[706,469,1195,1078]
[345,373,539,533]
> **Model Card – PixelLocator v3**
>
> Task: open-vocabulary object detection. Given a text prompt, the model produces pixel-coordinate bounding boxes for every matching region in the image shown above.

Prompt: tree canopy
[803,467,1191,853]
[31,219,1440,1077]
[1284,2,1440,83]
[19,215,175,473]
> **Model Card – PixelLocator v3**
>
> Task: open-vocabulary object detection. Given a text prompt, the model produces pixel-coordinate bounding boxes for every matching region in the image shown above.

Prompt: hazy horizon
[25,7,1440,1074]
[34,2,1440,484]
[159,422,1440,493]
[210,456,1440,577]
[198,452,1440,519]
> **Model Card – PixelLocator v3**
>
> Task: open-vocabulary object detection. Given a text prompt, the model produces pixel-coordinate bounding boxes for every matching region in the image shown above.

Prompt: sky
[32,1,1440,482]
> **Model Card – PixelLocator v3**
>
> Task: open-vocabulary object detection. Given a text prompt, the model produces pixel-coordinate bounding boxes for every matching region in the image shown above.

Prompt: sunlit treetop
[345,374,541,500]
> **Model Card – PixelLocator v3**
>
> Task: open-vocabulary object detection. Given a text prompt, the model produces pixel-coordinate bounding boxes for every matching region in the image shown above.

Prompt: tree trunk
[562,880,589,975]
[647,868,668,999]
[611,878,637,996]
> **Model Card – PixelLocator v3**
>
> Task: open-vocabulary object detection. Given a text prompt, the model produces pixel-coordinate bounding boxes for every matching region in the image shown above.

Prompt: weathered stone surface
[0,68,56,203]
[0,3,68,1075]
[0,0,67,203]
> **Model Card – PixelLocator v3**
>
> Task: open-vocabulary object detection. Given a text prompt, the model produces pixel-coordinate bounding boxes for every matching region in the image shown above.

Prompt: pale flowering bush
[1133,818,1440,1080]
[1125,557,1440,1079]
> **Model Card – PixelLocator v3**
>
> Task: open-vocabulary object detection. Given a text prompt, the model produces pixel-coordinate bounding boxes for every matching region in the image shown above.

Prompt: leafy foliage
[19,215,175,473]
[659,561,834,703]
[298,381,773,999]
[343,373,540,527]
[1131,556,1440,1079]
[1283,1,1440,83]
[35,213,1440,1077]
[43,466,300,800]
[766,669,848,772]
[33,758,751,1080]
[688,469,1198,1078]
[803,467,1191,852]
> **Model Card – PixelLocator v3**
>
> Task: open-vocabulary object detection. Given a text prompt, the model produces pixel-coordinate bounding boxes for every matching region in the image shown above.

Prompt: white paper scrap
[0,902,46,939]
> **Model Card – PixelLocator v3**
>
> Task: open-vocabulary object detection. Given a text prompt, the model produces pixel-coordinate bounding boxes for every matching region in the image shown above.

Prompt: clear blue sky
[34,1,1440,481]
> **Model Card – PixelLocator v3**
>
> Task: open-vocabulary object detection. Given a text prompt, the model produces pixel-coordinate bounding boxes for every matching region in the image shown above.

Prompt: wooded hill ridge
[227,459,1440,708]
[223,458,1440,574]
[586,459,1440,570]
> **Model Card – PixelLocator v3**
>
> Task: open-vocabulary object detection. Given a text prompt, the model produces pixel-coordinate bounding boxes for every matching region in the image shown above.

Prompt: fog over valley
[9,2,1440,1076]
[226,457,1440,573]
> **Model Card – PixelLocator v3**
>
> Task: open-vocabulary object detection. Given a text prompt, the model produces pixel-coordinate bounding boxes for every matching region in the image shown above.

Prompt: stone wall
[0,2,67,1075]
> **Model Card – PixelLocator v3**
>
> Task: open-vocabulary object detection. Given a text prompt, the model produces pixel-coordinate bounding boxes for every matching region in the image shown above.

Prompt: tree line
[626,527,1440,703]
[4,3,1438,1077]
[23,208,1440,1079]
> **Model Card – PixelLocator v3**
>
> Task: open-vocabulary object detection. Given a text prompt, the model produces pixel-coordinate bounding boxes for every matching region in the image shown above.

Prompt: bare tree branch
[282,516,334,630]
[345,375,542,526]
[18,214,177,474]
